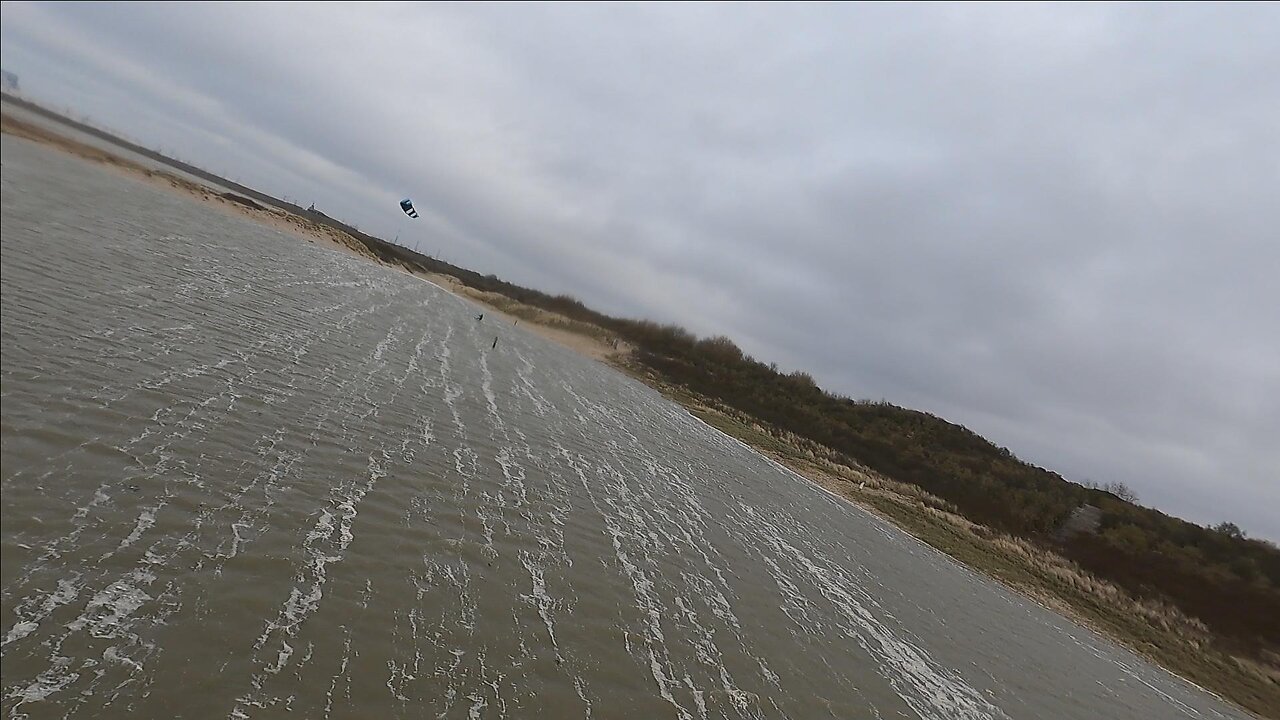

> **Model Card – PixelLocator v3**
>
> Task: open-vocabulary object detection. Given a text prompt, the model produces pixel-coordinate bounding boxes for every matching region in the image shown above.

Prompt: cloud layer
[3,2,1277,537]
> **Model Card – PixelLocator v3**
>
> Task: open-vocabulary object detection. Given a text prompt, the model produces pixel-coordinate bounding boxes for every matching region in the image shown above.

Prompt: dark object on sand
[476,313,484,321]
[492,336,498,349]
[221,192,263,210]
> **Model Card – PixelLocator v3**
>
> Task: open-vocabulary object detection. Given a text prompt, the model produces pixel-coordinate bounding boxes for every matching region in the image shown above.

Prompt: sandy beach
[0,110,626,366]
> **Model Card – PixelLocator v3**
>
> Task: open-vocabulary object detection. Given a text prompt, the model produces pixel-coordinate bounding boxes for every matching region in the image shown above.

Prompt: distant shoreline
[3,97,1275,719]
[0,101,627,367]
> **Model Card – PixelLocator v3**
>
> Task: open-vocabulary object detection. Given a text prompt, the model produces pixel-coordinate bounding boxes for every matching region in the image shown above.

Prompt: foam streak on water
[0,132,1248,720]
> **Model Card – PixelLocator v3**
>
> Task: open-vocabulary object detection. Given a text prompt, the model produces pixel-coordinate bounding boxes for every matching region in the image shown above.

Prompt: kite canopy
[400,198,419,219]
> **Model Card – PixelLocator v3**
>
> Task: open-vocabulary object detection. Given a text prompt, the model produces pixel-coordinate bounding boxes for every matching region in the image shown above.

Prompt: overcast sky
[3,2,1277,539]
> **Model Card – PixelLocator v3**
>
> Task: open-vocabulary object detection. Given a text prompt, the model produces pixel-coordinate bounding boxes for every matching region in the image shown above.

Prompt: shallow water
[0,133,1250,719]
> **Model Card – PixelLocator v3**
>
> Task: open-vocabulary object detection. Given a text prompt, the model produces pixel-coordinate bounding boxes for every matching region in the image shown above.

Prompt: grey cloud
[2,2,1277,537]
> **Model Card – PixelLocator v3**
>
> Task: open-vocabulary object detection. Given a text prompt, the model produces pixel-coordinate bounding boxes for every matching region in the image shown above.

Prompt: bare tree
[1212,521,1246,539]
[1087,480,1138,503]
